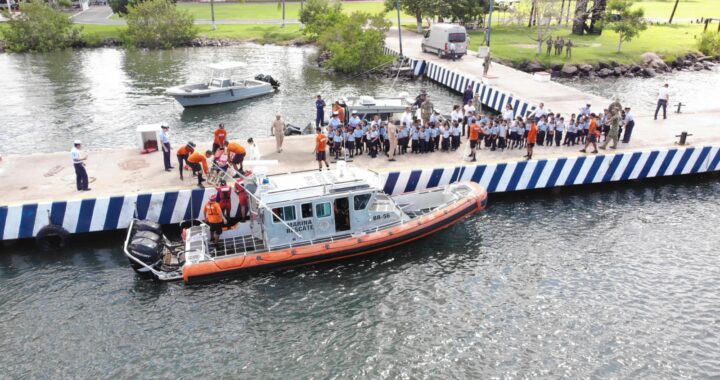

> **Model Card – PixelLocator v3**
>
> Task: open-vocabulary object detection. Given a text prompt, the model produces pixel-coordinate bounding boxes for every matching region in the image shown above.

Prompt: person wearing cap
[622,107,635,143]
[71,140,90,191]
[159,125,173,172]
[348,110,361,129]
[203,194,227,245]
[187,150,212,187]
[212,123,227,154]
[315,95,326,128]
[176,142,195,181]
[271,114,285,153]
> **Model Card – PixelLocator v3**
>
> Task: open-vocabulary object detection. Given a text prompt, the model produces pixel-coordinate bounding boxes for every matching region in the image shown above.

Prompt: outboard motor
[127,220,163,277]
[255,74,280,89]
[285,123,303,136]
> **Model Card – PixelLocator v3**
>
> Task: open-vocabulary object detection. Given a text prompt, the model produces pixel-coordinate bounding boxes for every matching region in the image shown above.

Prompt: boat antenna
[209,160,304,239]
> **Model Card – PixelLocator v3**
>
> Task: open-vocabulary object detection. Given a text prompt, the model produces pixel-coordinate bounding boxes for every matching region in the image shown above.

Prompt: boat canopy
[207,61,247,71]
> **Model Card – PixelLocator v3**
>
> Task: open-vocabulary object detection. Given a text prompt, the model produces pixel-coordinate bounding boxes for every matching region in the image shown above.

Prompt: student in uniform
[497,121,508,151]
[418,126,428,154]
[345,126,355,158]
[332,129,344,160]
[450,105,462,136]
[537,117,547,146]
[489,122,499,151]
[212,124,227,154]
[428,125,438,152]
[314,127,330,171]
[554,117,565,146]
[411,125,420,154]
[368,126,380,158]
[441,123,451,152]
[188,150,212,187]
[176,142,195,181]
[352,125,364,156]
[450,122,461,151]
[545,116,554,146]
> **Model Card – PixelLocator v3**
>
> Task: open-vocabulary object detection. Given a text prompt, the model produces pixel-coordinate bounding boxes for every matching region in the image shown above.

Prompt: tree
[122,0,197,49]
[605,0,646,52]
[437,0,489,25]
[572,0,608,35]
[317,12,393,73]
[385,0,437,34]
[517,0,564,55]
[109,0,176,16]
[1,1,82,52]
[299,0,343,41]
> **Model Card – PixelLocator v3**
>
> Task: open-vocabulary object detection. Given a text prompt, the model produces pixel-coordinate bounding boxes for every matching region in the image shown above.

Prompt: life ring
[35,224,70,251]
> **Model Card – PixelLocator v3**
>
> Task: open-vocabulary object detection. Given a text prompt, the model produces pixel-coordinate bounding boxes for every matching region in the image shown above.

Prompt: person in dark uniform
[71,140,90,191]
[315,95,326,128]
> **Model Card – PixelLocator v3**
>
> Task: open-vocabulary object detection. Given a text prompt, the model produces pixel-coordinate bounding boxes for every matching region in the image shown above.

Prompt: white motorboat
[166,61,280,108]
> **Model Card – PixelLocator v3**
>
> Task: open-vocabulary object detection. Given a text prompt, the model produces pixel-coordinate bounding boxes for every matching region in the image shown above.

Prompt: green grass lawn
[468,23,706,66]
[633,0,720,20]
[76,23,304,45]
[110,1,412,20]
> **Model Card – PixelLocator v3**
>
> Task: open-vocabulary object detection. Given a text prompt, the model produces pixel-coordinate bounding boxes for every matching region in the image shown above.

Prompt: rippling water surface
[1,178,719,378]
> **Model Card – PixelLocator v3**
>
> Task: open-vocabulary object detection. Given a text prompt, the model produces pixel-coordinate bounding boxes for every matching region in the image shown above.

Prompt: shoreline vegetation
[1,0,719,78]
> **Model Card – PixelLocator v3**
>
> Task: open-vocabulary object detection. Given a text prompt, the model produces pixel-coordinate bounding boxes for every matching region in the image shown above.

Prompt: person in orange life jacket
[225,140,246,178]
[215,179,232,221]
[212,123,227,154]
[159,125,174,171]
[204,194,227,245]
[234,179,250,221]
[187,150,212,187]
[176,142,195,180]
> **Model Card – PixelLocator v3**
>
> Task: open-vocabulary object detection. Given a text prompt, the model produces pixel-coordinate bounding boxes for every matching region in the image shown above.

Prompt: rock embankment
[511,52,719,80]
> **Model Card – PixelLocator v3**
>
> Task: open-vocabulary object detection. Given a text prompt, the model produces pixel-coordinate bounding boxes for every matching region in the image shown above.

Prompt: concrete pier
[1,33,720,241]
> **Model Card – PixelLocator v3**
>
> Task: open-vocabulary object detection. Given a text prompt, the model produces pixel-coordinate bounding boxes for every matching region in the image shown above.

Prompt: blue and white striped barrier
[2,146,719,241]
[383,46,536,117]
[381,146,720,195]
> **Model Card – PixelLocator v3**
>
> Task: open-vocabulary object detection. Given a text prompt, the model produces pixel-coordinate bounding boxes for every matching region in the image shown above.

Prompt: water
[557,66,720,113]
[2,46,720,377]
[1,177,719,378]
[0,44,461,155]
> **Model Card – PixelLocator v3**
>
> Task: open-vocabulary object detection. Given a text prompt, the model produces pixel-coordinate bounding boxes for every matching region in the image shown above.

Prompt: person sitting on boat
[213,145,229,178]
[233,179,250,222]
[204,195,227,245]
[216,180,232,221]
[225,140,246,178]
[187,150,212,187]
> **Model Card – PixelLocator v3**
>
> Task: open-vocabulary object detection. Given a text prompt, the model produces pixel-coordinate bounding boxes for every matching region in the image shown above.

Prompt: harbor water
[1,45,719,378]
[1,177,719,378]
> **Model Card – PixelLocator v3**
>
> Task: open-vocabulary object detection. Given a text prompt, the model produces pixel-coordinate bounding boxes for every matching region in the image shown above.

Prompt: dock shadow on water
[1,174,719,378]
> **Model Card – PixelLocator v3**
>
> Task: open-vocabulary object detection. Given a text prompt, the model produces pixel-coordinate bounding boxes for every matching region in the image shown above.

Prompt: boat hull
[183,182,488,284]
[166,81,274,107]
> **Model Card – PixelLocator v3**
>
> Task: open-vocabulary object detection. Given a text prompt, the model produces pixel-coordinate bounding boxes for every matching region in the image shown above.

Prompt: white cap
[74,140,82,145]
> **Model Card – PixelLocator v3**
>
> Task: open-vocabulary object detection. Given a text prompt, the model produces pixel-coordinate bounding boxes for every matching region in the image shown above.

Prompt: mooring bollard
[676,131,692,145]
[675,102,685,114]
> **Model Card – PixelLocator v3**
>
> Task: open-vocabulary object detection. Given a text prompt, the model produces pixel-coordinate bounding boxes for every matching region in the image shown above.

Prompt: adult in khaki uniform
[388,121,398,161]
[271,114,286,153]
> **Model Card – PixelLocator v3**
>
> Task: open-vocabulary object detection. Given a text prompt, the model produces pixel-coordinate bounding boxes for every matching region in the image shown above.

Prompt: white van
[421,24,469,59]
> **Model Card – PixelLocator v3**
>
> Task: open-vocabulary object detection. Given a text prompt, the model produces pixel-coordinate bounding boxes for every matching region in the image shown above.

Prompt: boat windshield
[369,194,395,213]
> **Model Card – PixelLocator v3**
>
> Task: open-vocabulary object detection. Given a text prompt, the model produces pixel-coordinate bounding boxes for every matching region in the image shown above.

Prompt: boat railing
[123,219,183,281]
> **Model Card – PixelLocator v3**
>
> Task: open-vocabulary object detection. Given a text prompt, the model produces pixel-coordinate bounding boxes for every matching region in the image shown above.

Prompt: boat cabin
[247,167,406,249]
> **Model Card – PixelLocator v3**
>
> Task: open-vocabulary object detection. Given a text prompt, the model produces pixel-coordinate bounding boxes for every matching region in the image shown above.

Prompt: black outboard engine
[255,74,281,89]
[127,221,163,277]
[285,123,303,136]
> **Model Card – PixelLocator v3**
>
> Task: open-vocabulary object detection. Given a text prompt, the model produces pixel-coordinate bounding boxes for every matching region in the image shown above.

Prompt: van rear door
[448,31,467,54]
